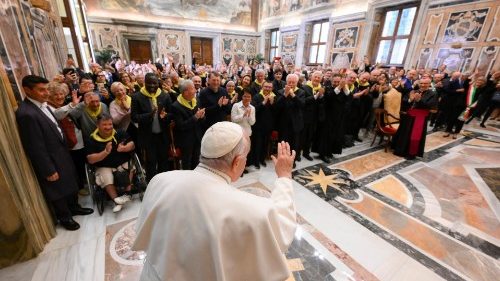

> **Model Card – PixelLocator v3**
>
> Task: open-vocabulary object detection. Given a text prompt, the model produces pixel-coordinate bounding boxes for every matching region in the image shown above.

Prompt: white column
[296,22,307,66]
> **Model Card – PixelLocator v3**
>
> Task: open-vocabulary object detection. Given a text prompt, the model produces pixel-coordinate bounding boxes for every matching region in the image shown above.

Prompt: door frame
[186,31,220,68]
[122,34,157,63]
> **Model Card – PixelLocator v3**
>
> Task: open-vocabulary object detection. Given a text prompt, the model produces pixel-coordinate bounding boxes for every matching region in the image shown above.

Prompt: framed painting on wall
[331,52,353,69]
[443,9,489,43]
[333,26,359,49]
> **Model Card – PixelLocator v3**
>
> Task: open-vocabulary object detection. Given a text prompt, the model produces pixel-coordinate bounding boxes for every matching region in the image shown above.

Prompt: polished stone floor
[1,119,499,281]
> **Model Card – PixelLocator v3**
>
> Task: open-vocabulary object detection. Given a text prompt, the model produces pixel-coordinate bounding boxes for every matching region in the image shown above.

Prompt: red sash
[407,108,429,156]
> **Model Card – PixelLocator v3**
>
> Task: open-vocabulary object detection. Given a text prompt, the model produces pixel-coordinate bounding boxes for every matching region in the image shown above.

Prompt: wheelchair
[85,153,147,215]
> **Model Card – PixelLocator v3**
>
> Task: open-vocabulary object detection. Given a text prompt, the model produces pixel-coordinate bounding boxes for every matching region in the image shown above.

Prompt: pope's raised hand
[271,141,296,179]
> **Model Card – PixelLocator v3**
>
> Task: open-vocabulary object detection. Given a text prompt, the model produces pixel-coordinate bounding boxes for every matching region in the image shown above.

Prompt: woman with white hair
[109,82,131,131]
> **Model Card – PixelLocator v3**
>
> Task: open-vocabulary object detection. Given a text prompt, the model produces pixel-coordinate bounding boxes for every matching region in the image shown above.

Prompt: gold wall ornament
[29,0,51,12]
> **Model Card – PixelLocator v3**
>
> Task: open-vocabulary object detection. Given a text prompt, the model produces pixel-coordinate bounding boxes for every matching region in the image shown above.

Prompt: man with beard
[300,71,324,161]
[199,71,231,132]
[275,74,305,167]
[392,78,438,159]
[131,73,172,180]
[191,75,203,100]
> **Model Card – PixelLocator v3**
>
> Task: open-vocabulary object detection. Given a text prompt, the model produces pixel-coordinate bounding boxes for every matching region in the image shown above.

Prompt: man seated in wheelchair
[86,113,135,213]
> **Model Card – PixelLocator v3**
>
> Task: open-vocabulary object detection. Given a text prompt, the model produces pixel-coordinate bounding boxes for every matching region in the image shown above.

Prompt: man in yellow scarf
[275,74,306,168]
[250,69,266,96]
[300,71,324,161]
[86,114,135,213]
[171,80,205,170]
[131,73,173,180]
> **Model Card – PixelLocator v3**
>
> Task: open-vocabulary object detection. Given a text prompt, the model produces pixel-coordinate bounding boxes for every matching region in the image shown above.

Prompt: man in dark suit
[171,80,206,170]
[275,74,305,167]
[198,71,231,132]
[131,73,172,181]
[16,75,93,231]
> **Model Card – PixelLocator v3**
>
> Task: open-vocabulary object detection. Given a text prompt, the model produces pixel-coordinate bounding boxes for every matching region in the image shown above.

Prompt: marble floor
[1,119,499,281]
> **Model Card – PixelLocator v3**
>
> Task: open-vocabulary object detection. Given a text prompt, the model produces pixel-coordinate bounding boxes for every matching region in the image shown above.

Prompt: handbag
[59,117,78,149]
[492,91,500,103]
[113,162,131,190]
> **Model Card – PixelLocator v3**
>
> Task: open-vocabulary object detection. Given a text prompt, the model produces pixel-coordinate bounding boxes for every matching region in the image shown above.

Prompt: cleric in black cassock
[392,78,438,159]
[313,74,350,162]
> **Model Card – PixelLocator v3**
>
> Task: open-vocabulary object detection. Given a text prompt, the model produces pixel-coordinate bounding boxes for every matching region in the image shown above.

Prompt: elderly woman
[47,81,88,194]
[110,82,131,131]
[225,81,238,104]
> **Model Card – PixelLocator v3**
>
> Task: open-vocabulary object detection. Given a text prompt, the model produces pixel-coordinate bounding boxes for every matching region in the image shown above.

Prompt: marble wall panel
[411,1,500,72]
[281,31,298,64]
[157,29,187,65]
[220,34,259,65]
[423,13,444,45]
[486,6,500,42]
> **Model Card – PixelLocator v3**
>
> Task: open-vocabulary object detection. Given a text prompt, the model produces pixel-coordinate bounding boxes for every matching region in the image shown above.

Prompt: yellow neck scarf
[91,128,117,143]
[140,87,162,107]
[228,90,236,98]
[117,95,131,108]
[348,84,355,93]
[255,79,263,86]
[259,90,276,99]
[177,94,197,110]
[306,81,322,93]
[358,80,370,87]
[85,104,102,120]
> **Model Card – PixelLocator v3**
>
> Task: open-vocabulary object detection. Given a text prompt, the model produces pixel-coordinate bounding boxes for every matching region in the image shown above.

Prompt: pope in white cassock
[132,121,297,281]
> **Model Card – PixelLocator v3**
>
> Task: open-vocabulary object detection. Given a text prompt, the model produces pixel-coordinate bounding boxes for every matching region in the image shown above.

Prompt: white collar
[27,97,47,109]
[196,163,231,184]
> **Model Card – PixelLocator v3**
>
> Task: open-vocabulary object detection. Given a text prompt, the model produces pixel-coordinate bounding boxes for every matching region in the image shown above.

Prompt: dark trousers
[180,142,201,170]
[481,102,500,125]
[445,105,466,133]
[51,193,79,221]
[299,123,315,156]
[144,133,170,181]
[70,148,86,189]
[279,129,301,162]
[251,130,270,166]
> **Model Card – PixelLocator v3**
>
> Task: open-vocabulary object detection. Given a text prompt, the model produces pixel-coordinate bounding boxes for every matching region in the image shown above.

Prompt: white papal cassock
[132,164,297,281]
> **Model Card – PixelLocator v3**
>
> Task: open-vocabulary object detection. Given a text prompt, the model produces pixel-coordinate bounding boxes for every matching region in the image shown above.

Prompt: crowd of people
[15,54,500,228]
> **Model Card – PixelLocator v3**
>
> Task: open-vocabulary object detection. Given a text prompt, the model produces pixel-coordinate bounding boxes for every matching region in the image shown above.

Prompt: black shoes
[70,207,94,216]
[480,123,486,128]
[303,154,313,161]
[319,156,331,164]
[354,137,363,142]
[296,155,301,161]
[59,218,80,231]
[260,161,267,167]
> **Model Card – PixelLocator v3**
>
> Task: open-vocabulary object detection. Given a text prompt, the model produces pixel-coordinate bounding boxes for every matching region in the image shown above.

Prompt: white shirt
[231,101,256,136]
[27,97,63,138]
[133,167,296,281]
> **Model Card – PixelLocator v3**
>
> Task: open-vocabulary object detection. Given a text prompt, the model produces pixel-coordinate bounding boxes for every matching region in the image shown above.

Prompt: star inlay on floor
[294,165,360,201]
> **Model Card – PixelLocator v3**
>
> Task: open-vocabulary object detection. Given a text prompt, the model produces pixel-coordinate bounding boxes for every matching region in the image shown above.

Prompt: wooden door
[128,40,152,64]
[191,37,213,66]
